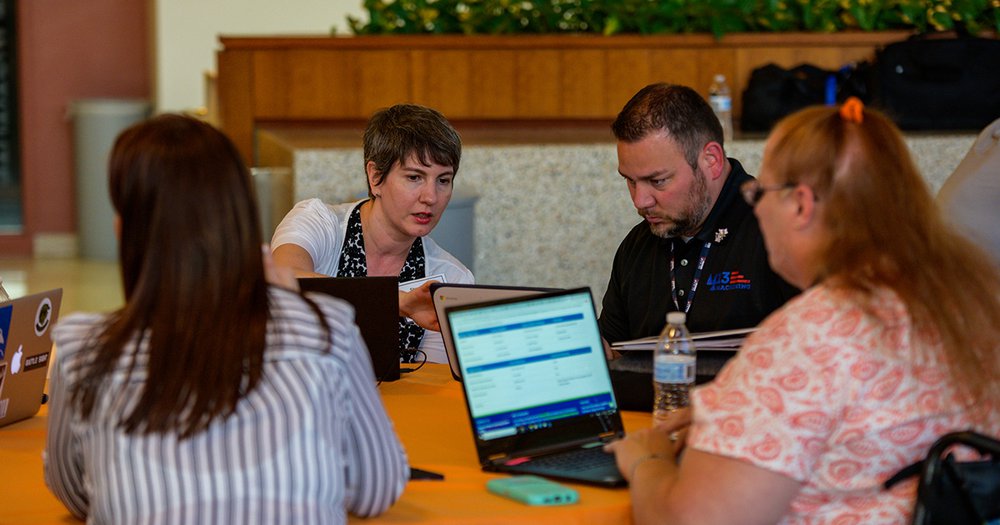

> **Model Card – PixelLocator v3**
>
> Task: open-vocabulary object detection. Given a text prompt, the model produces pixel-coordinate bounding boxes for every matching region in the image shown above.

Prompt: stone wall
[283,134,974,303]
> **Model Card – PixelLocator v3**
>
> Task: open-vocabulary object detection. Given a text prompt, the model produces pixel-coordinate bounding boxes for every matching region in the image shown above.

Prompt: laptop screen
[447,288,617,442]
[0,288,62,428]
[298,277,400,382]
[430,283,557,382]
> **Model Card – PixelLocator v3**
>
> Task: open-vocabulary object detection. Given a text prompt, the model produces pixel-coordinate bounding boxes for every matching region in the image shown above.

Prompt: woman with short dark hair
[272,103,474,364]
[44,114,407,524]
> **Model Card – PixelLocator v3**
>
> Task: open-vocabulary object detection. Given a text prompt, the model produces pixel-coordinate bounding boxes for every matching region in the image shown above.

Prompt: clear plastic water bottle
[653,311,696,423]
[709,74,734,144]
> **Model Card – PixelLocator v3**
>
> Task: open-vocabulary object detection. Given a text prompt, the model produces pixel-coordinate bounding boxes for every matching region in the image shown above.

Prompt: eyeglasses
[740,179,798,206]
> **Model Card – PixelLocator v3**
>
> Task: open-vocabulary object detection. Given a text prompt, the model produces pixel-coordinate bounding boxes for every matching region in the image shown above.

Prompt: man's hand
[399,280,440,331]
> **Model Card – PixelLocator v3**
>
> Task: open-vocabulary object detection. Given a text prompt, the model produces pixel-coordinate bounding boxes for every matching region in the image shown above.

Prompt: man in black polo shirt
[599,83,799,410]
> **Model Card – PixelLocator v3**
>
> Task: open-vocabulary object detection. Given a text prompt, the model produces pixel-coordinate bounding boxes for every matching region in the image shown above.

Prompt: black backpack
[741,62,873,133]
[874,35,1000,131]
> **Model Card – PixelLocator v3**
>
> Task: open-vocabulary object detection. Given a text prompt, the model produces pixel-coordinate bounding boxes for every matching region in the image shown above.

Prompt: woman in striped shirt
[44,114,408,524]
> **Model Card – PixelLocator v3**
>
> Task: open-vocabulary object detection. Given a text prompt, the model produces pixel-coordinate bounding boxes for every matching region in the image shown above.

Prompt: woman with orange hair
[606,100,1000,524]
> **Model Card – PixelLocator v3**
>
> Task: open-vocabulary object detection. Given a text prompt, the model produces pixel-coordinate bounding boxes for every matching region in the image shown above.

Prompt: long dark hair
[74,114,270,438]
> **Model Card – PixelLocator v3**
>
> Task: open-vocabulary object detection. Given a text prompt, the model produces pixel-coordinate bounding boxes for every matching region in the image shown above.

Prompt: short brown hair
[363,104,462,198]
[612,83,724,169]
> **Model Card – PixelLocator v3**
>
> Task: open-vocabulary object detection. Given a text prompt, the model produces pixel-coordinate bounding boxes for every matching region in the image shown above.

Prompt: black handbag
[884,431,1000,525]
[875,34,1000,131]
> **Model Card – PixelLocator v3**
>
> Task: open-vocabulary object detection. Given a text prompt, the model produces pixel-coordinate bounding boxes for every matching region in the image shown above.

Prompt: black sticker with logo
[21,352,49,372]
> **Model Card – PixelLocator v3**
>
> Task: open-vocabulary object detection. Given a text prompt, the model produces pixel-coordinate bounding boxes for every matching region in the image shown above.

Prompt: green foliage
[345,0,1000,36]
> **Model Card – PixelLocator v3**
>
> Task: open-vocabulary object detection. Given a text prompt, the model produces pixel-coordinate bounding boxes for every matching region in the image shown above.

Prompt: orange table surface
[0,364,649,524]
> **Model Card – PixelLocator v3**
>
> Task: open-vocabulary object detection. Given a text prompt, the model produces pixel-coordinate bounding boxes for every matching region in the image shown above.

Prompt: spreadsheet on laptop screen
[449,290,617,441]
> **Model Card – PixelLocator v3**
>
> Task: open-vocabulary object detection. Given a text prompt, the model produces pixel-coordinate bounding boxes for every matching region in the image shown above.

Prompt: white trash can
[71,99,150,260]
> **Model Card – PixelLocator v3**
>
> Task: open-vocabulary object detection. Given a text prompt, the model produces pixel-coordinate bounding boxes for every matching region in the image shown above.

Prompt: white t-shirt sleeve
[270,199,345,276]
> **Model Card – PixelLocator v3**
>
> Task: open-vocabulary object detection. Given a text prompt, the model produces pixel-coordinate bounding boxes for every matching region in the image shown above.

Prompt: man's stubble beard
[648,170,712,239]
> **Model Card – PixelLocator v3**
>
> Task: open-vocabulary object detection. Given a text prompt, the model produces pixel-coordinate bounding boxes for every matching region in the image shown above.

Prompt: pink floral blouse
[688,285,996,524]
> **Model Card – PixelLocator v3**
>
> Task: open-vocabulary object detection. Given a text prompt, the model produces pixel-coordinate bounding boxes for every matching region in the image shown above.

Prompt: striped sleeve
[316,298,409,517]
[44,315,102,520]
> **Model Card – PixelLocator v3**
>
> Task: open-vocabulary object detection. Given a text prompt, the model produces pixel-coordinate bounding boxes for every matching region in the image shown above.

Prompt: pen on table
[410,467,445,481]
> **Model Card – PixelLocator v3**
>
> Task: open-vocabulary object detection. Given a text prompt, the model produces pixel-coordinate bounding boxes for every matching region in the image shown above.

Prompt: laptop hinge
[491,435,618,466]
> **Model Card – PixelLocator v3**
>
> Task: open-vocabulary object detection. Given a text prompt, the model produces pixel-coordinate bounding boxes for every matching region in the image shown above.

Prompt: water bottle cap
[713,74,726,83]
[666,311,686,325]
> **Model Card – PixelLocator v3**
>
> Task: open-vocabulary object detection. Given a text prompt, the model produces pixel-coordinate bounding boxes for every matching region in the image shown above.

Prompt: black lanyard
[669,240,712,313]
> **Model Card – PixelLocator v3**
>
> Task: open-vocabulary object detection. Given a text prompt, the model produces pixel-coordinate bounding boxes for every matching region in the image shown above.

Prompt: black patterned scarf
[336,201,426,363]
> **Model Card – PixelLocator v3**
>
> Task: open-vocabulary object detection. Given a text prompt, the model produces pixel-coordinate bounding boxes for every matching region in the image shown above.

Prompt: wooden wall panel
[411,50,472,116]
[357,51,411,117]
[257,50,350,118]
[561,49,606,117]
[254,50,362,119]
[839,46,882,66]
[250,51,289,118]
[217,32,914,160]
[515,50,561,117]
[469,50,517,118]
[286,50,357,117]
[605,49,654,114]
[216,49,255,163]
[649,49,700,87]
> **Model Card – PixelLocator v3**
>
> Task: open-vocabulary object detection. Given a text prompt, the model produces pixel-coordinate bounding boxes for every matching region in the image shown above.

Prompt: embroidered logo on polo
[706,270,752,291]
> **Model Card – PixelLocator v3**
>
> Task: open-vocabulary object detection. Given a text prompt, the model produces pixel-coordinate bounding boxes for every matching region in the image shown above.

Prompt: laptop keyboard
[524,446,617,472]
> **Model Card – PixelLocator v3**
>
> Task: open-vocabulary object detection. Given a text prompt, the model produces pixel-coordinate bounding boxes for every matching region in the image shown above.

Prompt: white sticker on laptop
[35,297,53,336]
[399,274,447,292]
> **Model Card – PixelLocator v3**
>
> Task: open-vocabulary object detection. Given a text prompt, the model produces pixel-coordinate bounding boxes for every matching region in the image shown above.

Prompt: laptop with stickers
[431,283,556,381]
[445,287,626,487]
[0,288,62,428]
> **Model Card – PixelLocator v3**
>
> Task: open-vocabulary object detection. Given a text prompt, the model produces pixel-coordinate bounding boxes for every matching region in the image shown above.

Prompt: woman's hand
[263,245,300,291]
[604,407,691,482]
[654,406,692,438]
[398,281,440,331]
[605,404,801,525]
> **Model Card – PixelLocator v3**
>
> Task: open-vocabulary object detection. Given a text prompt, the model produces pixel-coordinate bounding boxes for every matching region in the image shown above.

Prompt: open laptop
[298,277,400,382]
[431,283,556,381]
[445,287,626,487]
[0,288,62,428]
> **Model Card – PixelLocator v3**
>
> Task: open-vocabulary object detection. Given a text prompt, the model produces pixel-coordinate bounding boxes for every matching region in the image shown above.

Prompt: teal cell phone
[486,475,580,506]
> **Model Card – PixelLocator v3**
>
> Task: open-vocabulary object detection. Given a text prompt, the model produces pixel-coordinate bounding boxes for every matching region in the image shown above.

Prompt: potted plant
[346,0,1000,38]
